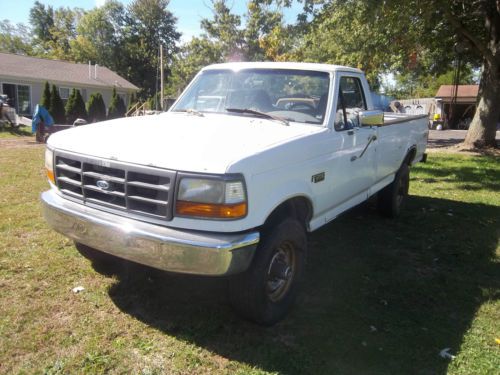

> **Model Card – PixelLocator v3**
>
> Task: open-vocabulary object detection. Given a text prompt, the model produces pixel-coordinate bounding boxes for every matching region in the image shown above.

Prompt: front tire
[378,163,410,218]
[228,218,307,325]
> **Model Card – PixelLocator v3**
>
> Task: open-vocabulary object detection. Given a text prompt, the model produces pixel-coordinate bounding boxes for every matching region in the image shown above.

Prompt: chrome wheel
[266,241,296,302]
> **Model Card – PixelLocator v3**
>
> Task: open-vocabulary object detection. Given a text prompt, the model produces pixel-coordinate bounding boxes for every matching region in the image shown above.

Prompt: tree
[70,1,126,72]
[122,0,181,98]
[65,89,87,124]
[50,85,66,124]
[41,82,51,109]
[108,88,126,119]
[200,0,244,60]
[244,0,286,61]
[29,1,81,59]
[0,21,33,55]
[87,93,107,123]
[29,1,55,45]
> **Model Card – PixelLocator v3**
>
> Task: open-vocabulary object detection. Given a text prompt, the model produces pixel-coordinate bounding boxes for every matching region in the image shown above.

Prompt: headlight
[45,147,55,184]
[176,177,247,219]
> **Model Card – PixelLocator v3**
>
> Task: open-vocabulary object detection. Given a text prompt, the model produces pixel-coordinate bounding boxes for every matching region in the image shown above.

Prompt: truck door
[326,75,377,212]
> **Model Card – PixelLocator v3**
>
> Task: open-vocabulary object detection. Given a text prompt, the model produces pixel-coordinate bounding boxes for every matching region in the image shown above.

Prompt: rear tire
[228,218,307,325]
[378,163,410,218]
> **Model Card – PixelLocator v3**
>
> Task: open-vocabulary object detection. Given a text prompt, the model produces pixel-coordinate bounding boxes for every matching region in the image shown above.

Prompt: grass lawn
[0,148,498,374]
[0,125,33,139]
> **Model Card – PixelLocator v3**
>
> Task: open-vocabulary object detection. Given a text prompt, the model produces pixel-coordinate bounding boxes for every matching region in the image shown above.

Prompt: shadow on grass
[0,125,32,137]
[99,196,499,375]
[415,154,500,192]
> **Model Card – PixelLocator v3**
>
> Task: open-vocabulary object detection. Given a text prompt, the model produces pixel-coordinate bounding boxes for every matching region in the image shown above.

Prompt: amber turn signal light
[176,201,247,219]
[46,168,55,184]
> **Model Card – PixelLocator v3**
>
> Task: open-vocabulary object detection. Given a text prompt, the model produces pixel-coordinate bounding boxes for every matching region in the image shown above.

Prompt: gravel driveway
[427,129,500,149]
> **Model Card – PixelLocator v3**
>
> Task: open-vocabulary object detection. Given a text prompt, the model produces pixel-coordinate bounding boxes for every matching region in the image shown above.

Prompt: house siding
[1,75,131,117]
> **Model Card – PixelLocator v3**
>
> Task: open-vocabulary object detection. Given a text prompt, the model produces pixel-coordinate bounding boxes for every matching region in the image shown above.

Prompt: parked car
[42,62,428,324]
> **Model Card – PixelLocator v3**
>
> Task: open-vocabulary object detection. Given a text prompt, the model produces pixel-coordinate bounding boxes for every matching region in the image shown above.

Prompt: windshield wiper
[175,108,204,117]
[225,108,289,126]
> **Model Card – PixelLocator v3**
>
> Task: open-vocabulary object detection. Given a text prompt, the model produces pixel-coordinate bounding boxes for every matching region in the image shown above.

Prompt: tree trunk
[463,60,499,148]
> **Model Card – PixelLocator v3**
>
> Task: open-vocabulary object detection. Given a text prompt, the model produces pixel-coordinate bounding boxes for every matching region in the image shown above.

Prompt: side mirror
[359,110,384,126]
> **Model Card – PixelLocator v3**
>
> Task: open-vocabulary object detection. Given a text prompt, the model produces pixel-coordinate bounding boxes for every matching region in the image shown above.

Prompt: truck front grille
[54,151,176,221]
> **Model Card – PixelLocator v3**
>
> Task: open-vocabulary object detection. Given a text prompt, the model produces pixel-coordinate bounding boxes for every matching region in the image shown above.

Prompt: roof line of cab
[201,62,363,74]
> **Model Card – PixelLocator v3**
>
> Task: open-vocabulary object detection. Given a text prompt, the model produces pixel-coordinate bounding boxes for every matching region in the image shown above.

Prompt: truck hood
[47,112,322,174]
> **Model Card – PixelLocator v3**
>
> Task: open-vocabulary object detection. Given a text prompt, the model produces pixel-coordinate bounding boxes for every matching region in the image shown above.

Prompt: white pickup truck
[42,62,428,324]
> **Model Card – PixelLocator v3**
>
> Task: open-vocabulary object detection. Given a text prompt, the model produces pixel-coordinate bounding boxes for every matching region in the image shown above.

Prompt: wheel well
[405,147,417,165]
[263,197,313,231]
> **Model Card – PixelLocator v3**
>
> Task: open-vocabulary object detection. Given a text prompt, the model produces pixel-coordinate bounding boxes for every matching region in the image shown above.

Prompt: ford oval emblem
[96,180,111,190]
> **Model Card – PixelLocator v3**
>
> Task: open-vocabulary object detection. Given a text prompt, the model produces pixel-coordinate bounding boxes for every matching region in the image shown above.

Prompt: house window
[17,85,31,115]
[59,87,70,100]
[1,83,31,115]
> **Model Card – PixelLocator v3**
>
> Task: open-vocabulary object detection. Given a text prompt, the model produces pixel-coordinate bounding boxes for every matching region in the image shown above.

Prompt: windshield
[171,69,330,125]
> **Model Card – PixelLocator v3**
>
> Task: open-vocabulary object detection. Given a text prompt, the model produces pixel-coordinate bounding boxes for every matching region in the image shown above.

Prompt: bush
[87,93,106,123]
[108,87,126,119]
[40,81,51,109]
[65,89,87,124]
[49,85,66,124]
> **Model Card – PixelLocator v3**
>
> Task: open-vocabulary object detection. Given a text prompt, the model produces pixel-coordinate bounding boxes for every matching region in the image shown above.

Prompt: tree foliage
[123,0,180,98]
[0,21,33,55]
[87,93,107,123]
[287,0,498,147]
[70,1,126,75]
[29,1,55,44]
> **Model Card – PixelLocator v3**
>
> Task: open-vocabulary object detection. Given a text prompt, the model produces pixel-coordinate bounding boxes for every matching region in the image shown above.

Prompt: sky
[4,0,302,43]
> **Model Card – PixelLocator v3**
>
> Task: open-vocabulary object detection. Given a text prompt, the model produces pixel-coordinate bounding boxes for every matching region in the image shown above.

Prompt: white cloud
[95,0,106,7]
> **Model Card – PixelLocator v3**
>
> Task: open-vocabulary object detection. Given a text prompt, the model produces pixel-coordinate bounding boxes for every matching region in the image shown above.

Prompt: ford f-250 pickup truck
[42,62,428,325]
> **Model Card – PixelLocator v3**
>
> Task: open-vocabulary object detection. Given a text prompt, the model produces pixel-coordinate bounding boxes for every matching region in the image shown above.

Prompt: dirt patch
[0,137,43,149]
[427,143,500,157]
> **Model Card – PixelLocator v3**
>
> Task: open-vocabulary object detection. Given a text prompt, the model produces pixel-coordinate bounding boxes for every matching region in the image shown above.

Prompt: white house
[0,52,139,117]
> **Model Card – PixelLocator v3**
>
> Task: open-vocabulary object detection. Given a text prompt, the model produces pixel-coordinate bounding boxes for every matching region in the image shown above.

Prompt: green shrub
[108,87,126,119]
[40,81,51,109]
[87,93,106,123]
[65,89,87,124]
[49,85,66,124]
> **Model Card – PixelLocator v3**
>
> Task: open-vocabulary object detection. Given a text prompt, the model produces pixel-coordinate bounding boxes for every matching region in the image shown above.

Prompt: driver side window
[334,76,367,131]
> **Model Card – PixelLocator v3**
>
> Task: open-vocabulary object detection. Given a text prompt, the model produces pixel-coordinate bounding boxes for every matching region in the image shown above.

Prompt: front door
[326,75,377,217]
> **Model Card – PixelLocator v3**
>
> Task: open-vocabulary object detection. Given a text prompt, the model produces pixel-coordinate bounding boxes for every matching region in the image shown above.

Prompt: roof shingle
[435,85,479,99]
[0,52,139,91]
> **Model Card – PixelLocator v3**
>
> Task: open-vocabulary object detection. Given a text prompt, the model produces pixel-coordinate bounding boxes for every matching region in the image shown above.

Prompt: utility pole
[160,44,164,111]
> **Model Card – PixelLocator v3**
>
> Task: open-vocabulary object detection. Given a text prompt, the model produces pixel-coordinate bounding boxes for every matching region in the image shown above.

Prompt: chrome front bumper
[41,190,259,276]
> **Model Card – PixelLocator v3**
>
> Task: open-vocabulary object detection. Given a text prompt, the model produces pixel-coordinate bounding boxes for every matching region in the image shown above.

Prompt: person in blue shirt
[32,105,54,143]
